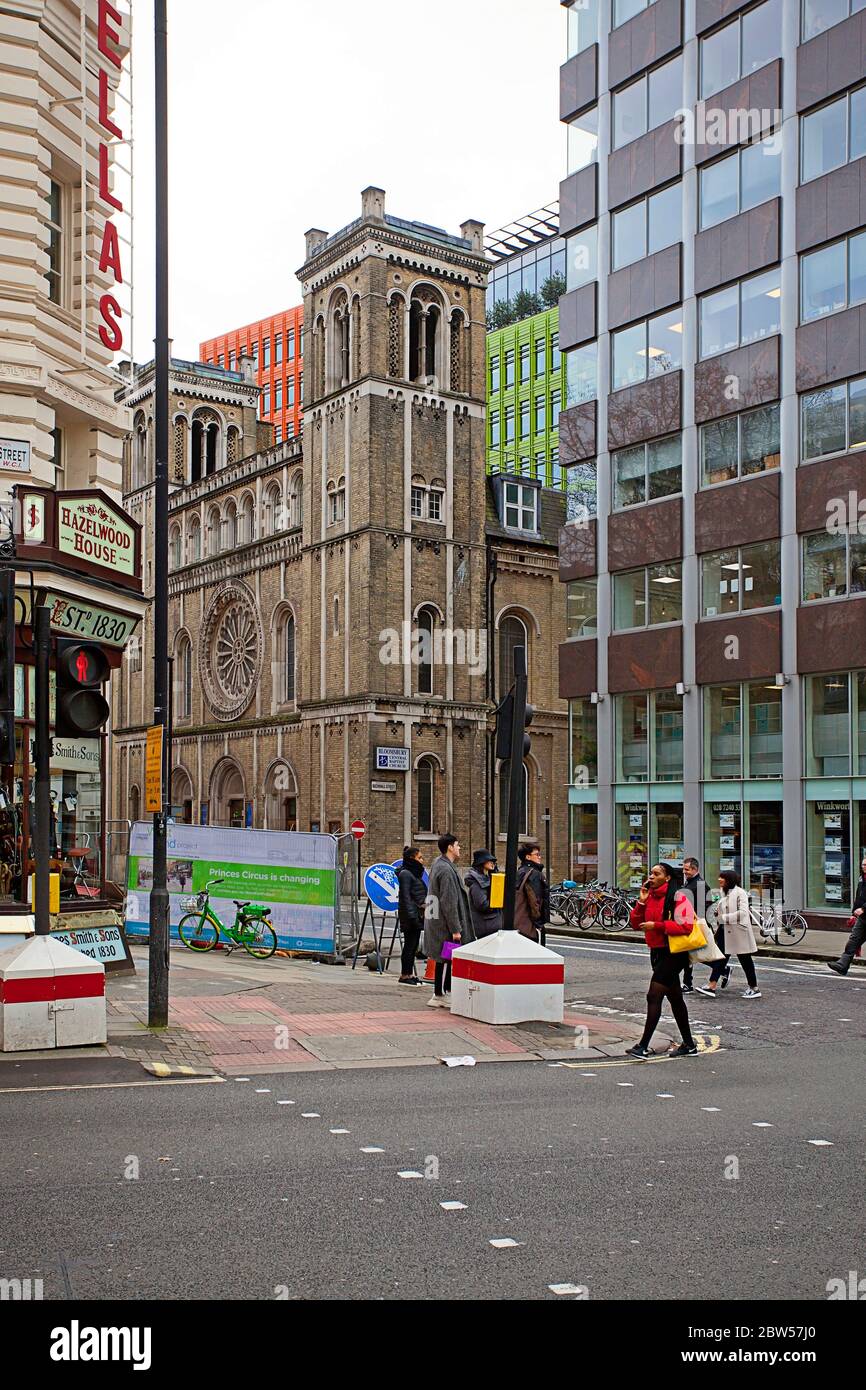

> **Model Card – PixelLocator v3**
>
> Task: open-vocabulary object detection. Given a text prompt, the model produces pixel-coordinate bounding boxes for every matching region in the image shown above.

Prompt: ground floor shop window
[703,798,783,900]
[805,797,866,910]
[615,800,684,890]
[569,803,598,884]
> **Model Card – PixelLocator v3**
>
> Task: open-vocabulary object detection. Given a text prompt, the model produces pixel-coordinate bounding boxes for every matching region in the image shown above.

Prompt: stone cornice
[122,369,258,412]
[301,222,489,295]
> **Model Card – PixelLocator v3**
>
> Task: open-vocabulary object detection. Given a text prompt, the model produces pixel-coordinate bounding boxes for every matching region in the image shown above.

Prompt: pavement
[0,920,855,1081]
[0,941,678,1079]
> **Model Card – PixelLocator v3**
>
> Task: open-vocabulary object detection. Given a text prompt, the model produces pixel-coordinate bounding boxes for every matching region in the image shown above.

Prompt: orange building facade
[200,305,304,444]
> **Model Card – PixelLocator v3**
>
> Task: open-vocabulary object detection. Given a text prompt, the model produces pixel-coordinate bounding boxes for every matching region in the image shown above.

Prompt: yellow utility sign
[144,724,164,814]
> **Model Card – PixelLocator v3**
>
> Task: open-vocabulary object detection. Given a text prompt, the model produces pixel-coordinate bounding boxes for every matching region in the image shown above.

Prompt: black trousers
[836,916,866,970]
[434,960,452,995]
[400,924,422,976]
[710,952,757,988]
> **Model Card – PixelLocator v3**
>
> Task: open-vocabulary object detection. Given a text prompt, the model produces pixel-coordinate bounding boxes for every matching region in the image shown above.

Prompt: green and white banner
[125,823,339,953]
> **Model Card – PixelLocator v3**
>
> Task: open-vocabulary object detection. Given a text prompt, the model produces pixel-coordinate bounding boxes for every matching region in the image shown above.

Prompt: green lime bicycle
[177,878,278,959]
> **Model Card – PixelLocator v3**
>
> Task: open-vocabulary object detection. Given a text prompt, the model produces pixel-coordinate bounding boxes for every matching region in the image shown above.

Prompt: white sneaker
[742,988,762,999]
[427,995,449,1008]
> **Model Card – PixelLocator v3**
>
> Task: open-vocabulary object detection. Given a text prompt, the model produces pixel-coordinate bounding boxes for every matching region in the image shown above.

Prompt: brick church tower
[298,187,491,857]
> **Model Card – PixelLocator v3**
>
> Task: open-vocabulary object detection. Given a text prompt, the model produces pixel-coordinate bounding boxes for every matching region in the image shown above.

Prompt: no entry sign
[350,819,367,841]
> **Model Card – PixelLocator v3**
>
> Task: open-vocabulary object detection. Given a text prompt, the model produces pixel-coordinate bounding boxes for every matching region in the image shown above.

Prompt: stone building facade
[110,189,570,877]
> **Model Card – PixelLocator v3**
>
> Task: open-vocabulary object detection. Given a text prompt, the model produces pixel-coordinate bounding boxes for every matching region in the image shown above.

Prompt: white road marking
[277,1100,295,1106]
[490,1238,520,1249]
[301,1112,320,1118]
[255,1088,271,1093]
[617,1082,634,1087]
[753,1122,773,1128]
[330,1128,350,1134]
[360,1146,385,1154]
[657,1093,674,1098]
[440,1201,466,1211]
[548,1283,586,1295]
[702,1107,721,1112]
[807,1139,833,1146]
[0,1077,224,1096]
[398,1170,423,1179]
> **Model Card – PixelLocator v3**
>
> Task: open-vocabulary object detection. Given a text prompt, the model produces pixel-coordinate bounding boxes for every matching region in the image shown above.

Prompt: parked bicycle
[751,901,808,947]
[177,878,278,959]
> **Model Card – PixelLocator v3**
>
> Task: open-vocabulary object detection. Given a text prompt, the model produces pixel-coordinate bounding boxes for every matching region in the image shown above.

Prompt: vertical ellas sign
[96,1,125,354]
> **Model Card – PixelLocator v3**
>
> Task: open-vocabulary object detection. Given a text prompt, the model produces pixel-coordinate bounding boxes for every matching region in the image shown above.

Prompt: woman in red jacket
[626,861,698,1059]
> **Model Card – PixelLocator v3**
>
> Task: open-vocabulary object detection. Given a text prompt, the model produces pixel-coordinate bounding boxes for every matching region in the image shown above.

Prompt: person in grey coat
[464,849,502,938]
[698,870,761,999]
[425,833,474,1007]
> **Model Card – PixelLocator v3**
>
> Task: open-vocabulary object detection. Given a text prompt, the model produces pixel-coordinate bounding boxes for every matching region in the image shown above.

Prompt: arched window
[187,515,201,563]
[206,505,221,556]
[416,607,436,696]
[328,478,345,526]
[239,493,255,545]
[192,409,221,481]
[498,760,529,837]
[264,762,298,831]
[409,289,442,385]
[133,412,147,489]
[289,471,303,528]
[226,425,240,465]
[264,483,281,536]
[224,500,238,551]
[416,757,436,835]
[329,291,350,391]
[129,785,140,824]
[175,635,192,720]
[170,767,193,824]
[284,613,296,704]
[169,524,182,570]
[498,613,529,697]
[333,594,340,635]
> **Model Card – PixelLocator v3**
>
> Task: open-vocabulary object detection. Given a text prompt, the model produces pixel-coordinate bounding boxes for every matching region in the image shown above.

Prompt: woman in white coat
[698,870,761,999]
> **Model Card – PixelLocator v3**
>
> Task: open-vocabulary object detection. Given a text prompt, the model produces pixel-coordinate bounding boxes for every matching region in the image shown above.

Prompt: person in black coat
[397,846,427,987]
[680,857,707,993]
[464,849,502,938]
[829,856,866,975]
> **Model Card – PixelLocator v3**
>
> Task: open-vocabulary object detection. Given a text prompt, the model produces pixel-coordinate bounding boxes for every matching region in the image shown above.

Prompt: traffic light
[495,691,535,761]
[55,640,110,737]
[0,569,14,765]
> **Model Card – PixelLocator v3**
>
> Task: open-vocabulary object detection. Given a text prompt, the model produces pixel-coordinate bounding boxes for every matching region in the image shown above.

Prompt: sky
[129,0,564,361]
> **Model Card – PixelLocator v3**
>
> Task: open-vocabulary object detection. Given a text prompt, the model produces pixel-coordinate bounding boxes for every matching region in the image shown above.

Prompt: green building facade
[486,306,566,490]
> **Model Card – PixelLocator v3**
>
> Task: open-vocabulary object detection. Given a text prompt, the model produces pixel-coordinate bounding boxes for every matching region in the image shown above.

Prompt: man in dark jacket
[464,850,502,938]
[397,847,426,987]
[829,856,866,975]
[426,834,474,1005]
[680,857,707,993]
[514,842,550,941]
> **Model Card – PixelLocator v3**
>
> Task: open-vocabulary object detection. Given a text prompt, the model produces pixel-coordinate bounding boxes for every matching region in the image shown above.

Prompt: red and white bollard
[449,931,564,1024]
[0,935,106,1052]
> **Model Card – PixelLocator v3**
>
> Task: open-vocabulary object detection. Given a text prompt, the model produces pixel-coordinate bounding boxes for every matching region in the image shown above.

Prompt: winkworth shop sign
[124,823,340,954]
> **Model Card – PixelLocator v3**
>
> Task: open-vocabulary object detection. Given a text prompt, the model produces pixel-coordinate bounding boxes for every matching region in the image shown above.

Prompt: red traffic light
[57,642,109,688]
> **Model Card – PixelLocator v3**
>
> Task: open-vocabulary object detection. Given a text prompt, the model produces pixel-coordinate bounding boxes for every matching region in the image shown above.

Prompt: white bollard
[0,935,106,1052]
[449,930,564,1025]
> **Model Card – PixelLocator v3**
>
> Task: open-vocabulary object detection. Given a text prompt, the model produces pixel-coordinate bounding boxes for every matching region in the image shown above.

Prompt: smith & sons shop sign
[13,487,141,592]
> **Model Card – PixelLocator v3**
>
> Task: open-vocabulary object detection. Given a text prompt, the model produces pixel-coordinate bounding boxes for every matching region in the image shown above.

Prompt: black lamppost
[148,0,170,1027]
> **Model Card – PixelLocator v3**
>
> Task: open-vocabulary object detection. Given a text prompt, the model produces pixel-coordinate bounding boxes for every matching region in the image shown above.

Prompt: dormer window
[504,481,538,532]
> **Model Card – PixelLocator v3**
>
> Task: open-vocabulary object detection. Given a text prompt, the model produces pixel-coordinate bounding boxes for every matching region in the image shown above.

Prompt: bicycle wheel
[563,895,590,930]
[603,899,631,931]
[242,924,278,959]
[580,897,603,929]
[178,914,218,951]
[777,911,807,947]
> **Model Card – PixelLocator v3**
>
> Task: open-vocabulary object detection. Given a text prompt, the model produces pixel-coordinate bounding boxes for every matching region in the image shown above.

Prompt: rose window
[200,583,263,721]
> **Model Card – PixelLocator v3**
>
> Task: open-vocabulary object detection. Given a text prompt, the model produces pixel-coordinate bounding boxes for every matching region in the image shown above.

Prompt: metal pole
[33,606,52,935]
[148,0,170,1028]
[501,646,527,932]
[542,805,551,948]
[166,654,174,805]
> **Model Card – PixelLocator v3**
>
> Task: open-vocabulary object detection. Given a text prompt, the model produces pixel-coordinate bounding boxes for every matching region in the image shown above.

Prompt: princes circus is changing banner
[125,823,340,953]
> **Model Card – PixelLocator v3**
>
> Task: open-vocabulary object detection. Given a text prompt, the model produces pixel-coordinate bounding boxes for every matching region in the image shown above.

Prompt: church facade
[110,189,570,876]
